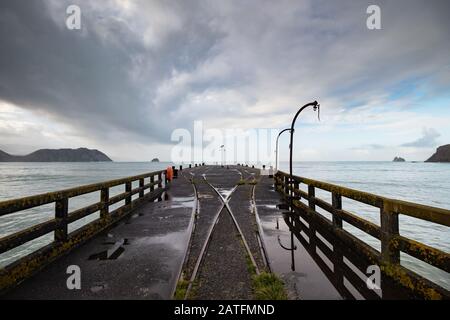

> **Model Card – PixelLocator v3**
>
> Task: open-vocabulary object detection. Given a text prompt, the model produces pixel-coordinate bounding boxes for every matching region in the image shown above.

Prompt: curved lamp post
[275,128,291,173]
[289,101,320,211]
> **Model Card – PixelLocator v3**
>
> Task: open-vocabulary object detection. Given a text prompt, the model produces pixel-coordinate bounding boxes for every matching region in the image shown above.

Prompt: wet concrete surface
[253,175,412,300]
[3,175,195,300]
[254,175,343,300]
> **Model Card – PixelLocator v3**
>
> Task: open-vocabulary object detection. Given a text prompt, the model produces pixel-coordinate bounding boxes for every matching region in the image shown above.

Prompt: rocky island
[0,148,112,162]
[151,158,160,162]
[393,156,406,162]
[426,144,450,162]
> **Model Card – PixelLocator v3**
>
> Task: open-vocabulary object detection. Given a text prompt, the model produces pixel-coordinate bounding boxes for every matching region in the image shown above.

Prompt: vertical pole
[380,202,400,264]
[293,180,300,202]
[150,175,155,192]
[332,192,343,228]
[158,172,163,202]
[307,185,317,250]
[100,187,109,219]
[288,101,318,216]
[290,217,296,271]
[139,178,144,198]
[284,174,289,203]
[333,242,344,288]
[125,181,132,206]
[308,185,316,210]
[158,172,163,188]
[55,198,68,242]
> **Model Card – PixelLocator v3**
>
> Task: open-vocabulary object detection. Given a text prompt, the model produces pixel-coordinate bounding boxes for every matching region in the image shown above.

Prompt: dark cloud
[0,0,222,144]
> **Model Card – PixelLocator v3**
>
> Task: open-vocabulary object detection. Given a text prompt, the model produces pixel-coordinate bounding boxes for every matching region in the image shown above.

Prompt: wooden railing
[274,170,450,299]
[0,170,166,293]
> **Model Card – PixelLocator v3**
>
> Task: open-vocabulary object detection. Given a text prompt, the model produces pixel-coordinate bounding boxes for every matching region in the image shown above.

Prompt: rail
[274,170,450,299]
[0,170,167,292]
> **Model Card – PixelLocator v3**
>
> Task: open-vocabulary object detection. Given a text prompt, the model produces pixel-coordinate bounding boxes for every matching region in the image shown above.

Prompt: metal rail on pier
[275,170,450,299]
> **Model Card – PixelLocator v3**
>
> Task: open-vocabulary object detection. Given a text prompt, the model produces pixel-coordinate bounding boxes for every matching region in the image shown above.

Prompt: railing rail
[0,170,167,292]
[274,170,450,299]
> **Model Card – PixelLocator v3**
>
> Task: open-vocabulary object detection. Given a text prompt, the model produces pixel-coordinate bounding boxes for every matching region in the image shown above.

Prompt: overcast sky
[0,0,449,162]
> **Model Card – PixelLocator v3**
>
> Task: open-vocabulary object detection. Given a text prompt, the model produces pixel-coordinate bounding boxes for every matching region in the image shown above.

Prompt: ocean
[0,161,449,289]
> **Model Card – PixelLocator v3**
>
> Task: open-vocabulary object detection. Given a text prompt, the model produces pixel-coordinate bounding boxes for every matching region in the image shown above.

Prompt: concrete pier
[1,165,449,300]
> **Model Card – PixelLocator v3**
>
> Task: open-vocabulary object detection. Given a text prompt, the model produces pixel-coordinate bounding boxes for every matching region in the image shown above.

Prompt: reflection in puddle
[257,203,410,300]
[133,230,189,252]
[164,195,196,210]
[257,208,342,300]
[89,238,129,260]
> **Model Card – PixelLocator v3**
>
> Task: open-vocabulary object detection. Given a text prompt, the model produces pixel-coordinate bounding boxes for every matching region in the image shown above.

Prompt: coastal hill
[0,148,112,162]
[426,144,450,162]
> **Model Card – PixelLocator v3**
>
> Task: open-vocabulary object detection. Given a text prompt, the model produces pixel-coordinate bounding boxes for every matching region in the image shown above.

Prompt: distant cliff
[0,148,112,162]
[426,144,450,162]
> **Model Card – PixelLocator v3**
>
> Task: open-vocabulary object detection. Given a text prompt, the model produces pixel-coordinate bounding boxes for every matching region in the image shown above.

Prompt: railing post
[158,172,163,202]
[308,185,316,210]
[380,202,400,264]
[332,192,343,229]
[55,198,68,242]
[139,178,145,198]
[307,185,317,250]
[284,175,289,201]
[274,172,279,190]
[293,181,300,202]
[150,175,155,192]
[100,187,109,219]
[158,172,163,188]
[125,181,132,205]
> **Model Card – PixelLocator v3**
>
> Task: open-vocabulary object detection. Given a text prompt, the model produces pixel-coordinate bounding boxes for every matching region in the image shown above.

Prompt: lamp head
[314,103,320,121]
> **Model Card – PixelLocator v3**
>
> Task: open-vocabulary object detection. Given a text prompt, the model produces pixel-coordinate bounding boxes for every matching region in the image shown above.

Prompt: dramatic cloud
[0,0,449,161]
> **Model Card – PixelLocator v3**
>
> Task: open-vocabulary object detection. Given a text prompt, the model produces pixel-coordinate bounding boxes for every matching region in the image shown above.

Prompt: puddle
[216,187,234,200]
[256,205,343,299]
[161,195,196,209]
[133,230,189,252]
[263,204,278,210]
[89,238,129,260]
[257,206,410,299]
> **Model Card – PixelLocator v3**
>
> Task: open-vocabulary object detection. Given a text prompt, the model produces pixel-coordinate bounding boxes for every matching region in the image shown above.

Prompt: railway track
[183,166,261,299]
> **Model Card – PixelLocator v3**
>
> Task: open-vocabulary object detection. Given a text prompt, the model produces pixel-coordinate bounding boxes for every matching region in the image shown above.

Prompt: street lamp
[289,101,320,210]
[275,128,291,173]
[220,145,225,167]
